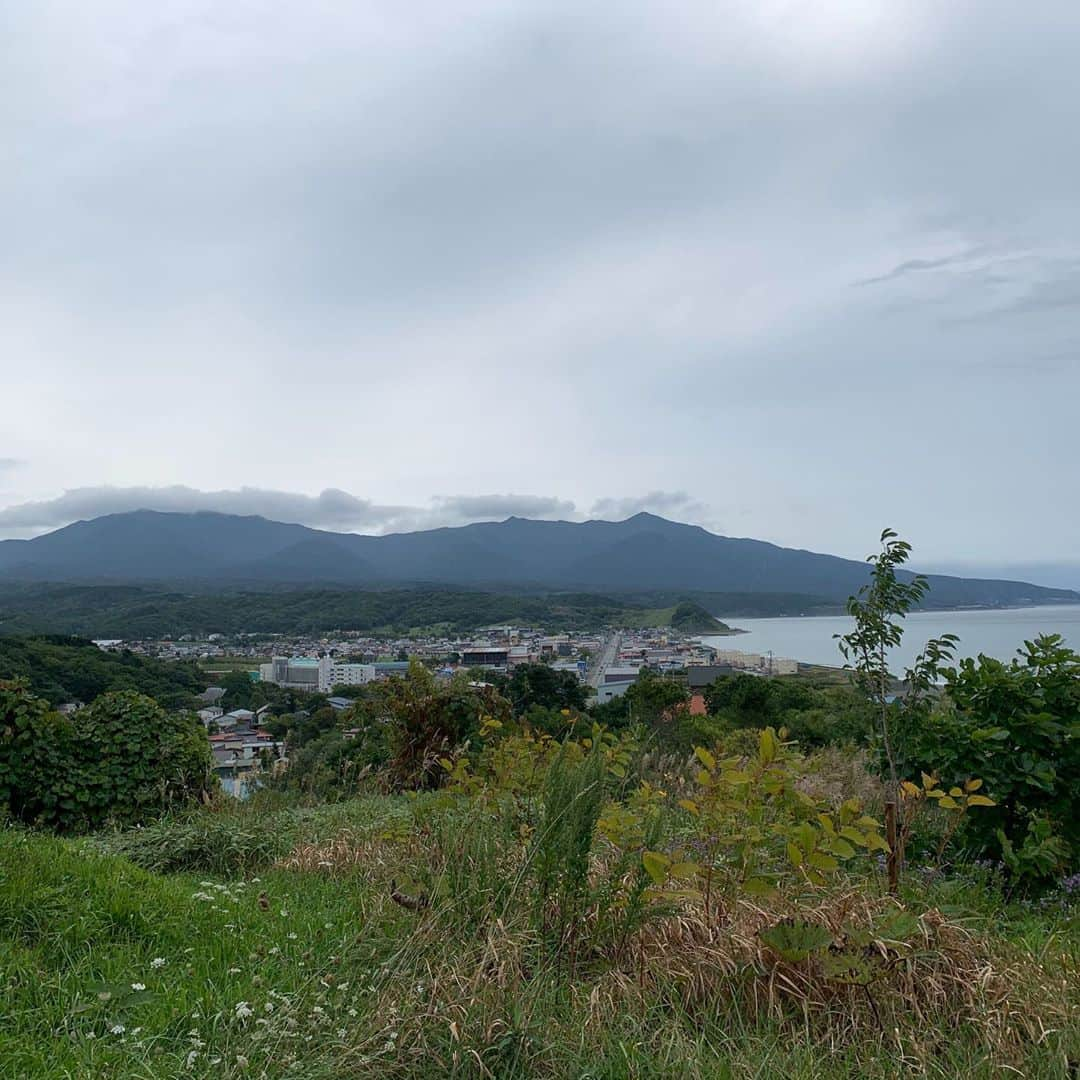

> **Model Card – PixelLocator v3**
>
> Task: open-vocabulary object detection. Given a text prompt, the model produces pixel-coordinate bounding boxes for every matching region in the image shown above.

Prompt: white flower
[287,932,298,940]
[336,1028,347,1039]
[110,1024,126,1035]
[347,1008,358,1018]
[150,957,166,969]
[236,1055,249,1069]
[264,1002,275,1013]
[268,946,281,956]
[131,982,146,991]
[228,967,241,975]
[235,1001,254,1020]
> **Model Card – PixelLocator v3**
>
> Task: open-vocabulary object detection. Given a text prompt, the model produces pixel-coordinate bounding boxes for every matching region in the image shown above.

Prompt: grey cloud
[2,3,1080,563]
[854,248,989,287]
[0,486,578,537]
[590,492,709,525]
[428,494,576,524]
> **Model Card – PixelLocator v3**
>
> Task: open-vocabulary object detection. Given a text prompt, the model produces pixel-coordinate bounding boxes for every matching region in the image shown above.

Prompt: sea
[699,604,1080,671]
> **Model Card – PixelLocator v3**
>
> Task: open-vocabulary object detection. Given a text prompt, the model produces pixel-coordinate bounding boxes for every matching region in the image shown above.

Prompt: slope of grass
[2,794,1078,1079]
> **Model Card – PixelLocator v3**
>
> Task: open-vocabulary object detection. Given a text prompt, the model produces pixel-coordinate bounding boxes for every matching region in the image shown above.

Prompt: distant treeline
[0,635,205,707]
[0,584,797,639]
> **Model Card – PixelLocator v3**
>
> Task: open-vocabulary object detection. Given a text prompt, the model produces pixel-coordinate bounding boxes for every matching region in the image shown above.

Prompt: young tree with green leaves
[836,530,958,887]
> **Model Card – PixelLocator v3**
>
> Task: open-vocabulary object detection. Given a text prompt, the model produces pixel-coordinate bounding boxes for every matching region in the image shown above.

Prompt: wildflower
[268,946,281,956]
[287,932,298,940]
[264,1002,275,1013]
[131,982,146,991]
[236,1055,249,1069]
[337,1028,347,1038]
[110,1023,126,1035]
[235,1001,254,1020]
[347,1008,358,1018]
[228,967,242,975]
[150,957,166,969]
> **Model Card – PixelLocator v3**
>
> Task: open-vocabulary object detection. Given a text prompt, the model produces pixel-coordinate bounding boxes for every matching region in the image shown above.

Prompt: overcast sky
[2,1,1079,572]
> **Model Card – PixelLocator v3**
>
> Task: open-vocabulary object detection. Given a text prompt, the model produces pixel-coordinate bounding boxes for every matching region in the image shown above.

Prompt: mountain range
[0,510,1076,610]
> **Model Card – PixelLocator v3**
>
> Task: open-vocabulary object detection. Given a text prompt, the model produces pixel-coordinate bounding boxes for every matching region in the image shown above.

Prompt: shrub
[380,664,511,790]
[0,680,213,832]
[899,635,1080,885]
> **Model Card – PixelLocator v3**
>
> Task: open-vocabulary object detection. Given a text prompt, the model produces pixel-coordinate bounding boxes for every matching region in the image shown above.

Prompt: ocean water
[699,604,1080,671]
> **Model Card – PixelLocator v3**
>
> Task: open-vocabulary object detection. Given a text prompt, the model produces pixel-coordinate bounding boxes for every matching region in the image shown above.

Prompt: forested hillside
[0,585,736,638]
[0,636,204,706]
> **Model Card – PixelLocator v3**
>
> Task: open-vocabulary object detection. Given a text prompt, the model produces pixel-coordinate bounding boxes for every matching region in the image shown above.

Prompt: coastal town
[91,626,802,797]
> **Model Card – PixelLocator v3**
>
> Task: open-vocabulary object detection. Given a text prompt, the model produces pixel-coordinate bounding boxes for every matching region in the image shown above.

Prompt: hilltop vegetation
[0,635,204,707]
[0,584,735,638]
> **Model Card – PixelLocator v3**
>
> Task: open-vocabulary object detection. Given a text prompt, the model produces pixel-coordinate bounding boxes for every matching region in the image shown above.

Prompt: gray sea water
[699,604,1080,671]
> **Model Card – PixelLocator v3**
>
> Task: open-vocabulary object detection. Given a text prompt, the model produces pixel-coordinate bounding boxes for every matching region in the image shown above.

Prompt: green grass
[2,798,1077,1079]
[198,657,270,675]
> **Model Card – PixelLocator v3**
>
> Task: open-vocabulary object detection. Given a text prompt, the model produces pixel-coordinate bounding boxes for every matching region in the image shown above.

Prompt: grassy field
[198,657,269,675]
[2,789,1077,1080]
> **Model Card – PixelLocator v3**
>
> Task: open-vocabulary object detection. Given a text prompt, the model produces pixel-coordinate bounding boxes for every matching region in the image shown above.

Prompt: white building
[318,657,377,692]
[259,655,377,692]
[259,656,321,690]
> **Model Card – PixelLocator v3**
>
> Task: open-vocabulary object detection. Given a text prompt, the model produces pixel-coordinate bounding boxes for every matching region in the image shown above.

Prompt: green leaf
[642,850,671,885]
[693,746,716,772]
[822,949,879,986]
[825,838,856,859]
[759,920,832,962]
[758,727,778,765]
[874,909,920,944]
[742,877,778,897]
[721,770,752,785]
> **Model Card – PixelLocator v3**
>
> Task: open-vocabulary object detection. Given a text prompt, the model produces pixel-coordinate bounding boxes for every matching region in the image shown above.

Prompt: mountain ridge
[1,509,1077,610]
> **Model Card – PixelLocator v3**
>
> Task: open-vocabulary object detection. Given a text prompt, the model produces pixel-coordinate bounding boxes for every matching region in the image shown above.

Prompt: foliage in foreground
[1,681,213,832]
[2,777,1078,1079]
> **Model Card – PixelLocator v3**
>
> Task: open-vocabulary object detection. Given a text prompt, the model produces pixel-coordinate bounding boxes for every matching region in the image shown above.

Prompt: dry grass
[278,827,1076,1076]
[624,890,1072,1051]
